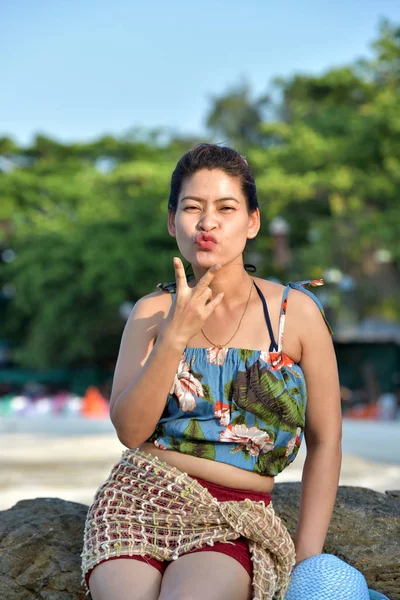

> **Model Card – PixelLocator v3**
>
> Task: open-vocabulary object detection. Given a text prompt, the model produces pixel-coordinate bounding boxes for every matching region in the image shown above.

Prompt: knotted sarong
[81,448,296,599]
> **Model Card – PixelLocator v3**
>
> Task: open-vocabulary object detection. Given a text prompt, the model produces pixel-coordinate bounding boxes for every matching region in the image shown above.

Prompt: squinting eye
[184,206,234,211]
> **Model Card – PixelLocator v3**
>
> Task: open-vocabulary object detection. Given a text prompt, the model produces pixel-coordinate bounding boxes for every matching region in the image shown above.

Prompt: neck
[189,262,253,310]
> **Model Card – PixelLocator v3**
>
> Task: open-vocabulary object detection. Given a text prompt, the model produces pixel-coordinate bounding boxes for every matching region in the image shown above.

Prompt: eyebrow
[180,196,240,204]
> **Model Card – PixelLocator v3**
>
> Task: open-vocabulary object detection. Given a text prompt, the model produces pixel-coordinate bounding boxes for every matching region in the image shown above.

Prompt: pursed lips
[195,233,218,244]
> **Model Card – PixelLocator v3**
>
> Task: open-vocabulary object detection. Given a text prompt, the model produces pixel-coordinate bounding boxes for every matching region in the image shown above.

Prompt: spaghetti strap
[277,285,291,353]
[157,280,178,294]
[277,279,334,352]
[253,281,278,352]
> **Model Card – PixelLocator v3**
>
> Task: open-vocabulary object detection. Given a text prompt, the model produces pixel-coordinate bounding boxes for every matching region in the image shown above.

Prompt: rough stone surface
[273,484,400,600]
[0,485,399,599]
[0,497,88,600]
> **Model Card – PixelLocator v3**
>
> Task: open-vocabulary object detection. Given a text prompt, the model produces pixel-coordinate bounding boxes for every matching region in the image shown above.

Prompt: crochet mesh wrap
[81,448,296,599]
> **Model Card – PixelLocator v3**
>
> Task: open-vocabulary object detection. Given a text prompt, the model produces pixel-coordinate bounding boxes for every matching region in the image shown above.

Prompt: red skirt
[85,474,271,588]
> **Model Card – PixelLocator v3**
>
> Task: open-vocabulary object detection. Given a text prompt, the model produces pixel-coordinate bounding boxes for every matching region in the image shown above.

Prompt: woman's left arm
[291,290,342,566]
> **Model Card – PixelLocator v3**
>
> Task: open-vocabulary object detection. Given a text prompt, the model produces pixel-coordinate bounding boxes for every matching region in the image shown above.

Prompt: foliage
[209,20,400,317]
[0,20,399,368]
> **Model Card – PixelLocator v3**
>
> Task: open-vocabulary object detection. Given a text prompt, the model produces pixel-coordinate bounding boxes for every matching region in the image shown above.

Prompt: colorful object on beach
[0,394,15,415]
[80,386,109,419]
[63,393,83,415]
[10,395,30,414]
[0,391,83,416]
[26,396,53,415]
[284,554,390,599]
[345,403,380,420]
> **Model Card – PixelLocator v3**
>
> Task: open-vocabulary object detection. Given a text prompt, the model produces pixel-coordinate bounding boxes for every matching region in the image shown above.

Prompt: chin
[192,254,218,265]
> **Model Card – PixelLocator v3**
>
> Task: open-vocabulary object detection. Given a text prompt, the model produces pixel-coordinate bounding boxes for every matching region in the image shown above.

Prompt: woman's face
[168,168,259,271]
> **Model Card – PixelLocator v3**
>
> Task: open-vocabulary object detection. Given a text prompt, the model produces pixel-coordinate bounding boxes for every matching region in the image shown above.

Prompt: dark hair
[168,143,258,277]
[168,143,259,215]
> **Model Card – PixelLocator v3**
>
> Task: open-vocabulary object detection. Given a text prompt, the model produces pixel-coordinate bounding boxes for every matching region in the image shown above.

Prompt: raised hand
[162,257,224,346]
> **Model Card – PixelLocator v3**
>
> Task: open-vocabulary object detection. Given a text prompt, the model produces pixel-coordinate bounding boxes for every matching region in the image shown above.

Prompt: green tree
[0,20,399,369]
[206,80,271,149]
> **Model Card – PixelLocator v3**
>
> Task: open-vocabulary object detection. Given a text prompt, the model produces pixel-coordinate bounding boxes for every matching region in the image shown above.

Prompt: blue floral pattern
[147,279,333,476]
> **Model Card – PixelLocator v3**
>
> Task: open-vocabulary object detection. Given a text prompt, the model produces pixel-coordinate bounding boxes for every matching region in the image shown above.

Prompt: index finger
[194,263,221,295]
[173,257,188,294]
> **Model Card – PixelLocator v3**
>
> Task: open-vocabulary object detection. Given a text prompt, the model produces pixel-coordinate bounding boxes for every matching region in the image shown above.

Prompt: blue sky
[1,0,399,145]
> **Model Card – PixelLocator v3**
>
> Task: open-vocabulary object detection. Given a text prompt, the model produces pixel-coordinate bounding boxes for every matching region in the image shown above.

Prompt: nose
[197,208,219,232]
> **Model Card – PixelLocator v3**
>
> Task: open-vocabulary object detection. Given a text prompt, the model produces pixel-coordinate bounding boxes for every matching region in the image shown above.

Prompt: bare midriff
[138,442,275,493]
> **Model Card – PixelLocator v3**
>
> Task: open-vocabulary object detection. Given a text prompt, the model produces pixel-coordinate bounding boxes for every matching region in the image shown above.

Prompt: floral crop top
[145,279,334,477]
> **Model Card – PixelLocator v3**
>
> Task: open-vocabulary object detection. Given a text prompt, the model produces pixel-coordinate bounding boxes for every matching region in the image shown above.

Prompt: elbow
[113,423,140,449]
[110,414,138,448]
[115,430,137,449]
[111,417,151,449]
[120,439,140,450]
[109,395,156,448]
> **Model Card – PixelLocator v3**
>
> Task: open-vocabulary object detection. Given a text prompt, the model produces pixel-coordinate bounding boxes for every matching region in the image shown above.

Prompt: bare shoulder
[283,285,334,355]
[252,277,331,360]
[252,276,285,301]
[131,288,172,317]
[129,287,173,339]
[255,277,325,315]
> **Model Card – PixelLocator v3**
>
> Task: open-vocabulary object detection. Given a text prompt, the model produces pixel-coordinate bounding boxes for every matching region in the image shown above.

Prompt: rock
[385,490,400,499]
[273,484,400,600]
[0,486,399,599]
[0,497,88,599]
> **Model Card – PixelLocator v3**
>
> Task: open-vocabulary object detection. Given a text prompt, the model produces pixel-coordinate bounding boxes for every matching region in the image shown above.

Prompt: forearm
[110,330,185,447]
[295,441,342,564]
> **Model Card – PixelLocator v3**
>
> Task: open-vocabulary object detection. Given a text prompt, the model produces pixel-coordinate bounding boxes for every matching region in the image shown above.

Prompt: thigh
[88,557,163,600]
[158,551,253,600]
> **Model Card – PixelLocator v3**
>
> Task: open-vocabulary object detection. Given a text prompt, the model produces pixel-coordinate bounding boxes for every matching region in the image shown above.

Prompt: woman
[81,144,384,600]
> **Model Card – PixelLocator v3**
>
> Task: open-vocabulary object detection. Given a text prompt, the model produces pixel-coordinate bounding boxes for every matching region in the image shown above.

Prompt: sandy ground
[0,417,399,511]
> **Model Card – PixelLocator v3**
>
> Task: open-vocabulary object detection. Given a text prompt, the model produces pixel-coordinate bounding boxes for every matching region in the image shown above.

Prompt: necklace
[201,276,254,348]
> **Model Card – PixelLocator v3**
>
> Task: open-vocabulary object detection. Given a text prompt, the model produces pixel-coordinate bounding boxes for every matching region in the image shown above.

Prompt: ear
[247,208,260,240]
[167,211,176,237]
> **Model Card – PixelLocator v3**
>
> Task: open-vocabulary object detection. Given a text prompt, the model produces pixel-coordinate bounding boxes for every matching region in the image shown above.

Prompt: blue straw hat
[284,554,390,600]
